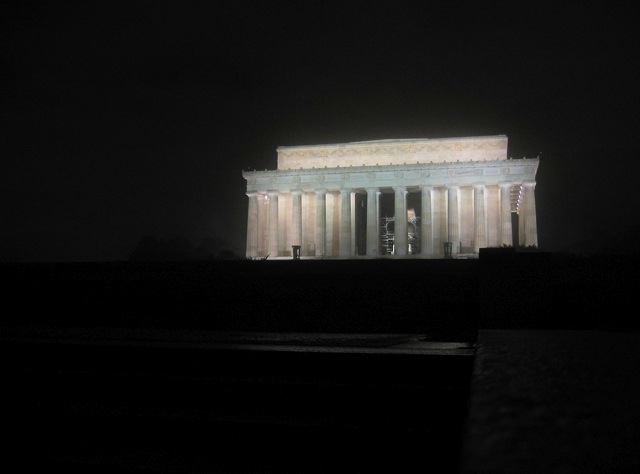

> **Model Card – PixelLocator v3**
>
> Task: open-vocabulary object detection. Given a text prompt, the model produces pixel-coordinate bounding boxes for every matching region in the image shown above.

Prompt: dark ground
[3,338,473,473]
[461,329,640,474]
[2,254,639,472]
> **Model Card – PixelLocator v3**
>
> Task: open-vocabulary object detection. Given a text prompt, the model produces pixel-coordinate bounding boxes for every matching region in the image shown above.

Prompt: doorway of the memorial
[511,212,519,246]
[354,192,366,256]
[380,192,394,255]
[407,191,421,255]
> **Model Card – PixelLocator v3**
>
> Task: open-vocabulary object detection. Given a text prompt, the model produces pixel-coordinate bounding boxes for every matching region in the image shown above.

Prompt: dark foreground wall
[2,259,479,339]
[3,253,638,336]
[479,250,640,331]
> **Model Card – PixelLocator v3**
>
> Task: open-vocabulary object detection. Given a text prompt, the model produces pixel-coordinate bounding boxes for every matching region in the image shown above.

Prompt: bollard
[444,241,452,258]
[292,245,301,260]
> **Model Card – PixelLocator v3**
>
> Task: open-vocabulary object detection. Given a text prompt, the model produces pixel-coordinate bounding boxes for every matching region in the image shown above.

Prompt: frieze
[455,169,484,176]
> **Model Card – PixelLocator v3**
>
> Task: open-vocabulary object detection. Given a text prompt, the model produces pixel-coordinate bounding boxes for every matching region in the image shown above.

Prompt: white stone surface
[366,188,380,257]
[394,186,408,256]
[474,184,487,252]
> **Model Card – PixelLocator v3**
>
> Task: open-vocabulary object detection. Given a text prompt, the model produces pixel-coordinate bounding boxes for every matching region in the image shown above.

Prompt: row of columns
[246,182,536,258]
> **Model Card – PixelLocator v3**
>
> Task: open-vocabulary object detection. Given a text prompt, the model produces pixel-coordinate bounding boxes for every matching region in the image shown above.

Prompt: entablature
[243,158,539,193]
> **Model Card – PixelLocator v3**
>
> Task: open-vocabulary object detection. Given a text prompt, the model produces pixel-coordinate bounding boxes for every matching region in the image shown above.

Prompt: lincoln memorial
[243,135,538,258]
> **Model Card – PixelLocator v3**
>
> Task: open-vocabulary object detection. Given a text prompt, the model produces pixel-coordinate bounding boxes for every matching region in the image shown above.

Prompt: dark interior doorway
[380,192,394,219]
[511,212,519,246]
[355,193,366,255]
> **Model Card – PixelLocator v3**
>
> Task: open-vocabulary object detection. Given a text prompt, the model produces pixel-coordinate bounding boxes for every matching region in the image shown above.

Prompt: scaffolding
[380,216,421,255]
[381,216,394,255]
[408,216,420,255]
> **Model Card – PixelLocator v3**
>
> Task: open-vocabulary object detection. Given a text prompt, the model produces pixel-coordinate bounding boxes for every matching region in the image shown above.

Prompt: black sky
[2,1,639,261]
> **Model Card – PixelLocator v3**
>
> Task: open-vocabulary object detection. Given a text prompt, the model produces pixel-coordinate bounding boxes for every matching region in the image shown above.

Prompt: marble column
[394,186,408,256]
[473,184,487,252]
[267,191,279,257]
[499,183,513,246]
[246,192,259,258]
[420,185,433,257]
[448,185,460,254]
[518,185,525,246]
[339,189,352,257]
[315,189,326,257]
[522,181,538,247]
[366,187,380,257]
[291,190,302,247]
[485,185,500,248]
[326,192,338,257]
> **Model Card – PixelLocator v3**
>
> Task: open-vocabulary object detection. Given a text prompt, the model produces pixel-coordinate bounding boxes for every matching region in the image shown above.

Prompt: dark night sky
[2,1,639,261]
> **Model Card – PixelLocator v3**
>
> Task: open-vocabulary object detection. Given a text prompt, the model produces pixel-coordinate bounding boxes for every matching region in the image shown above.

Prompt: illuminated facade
[242,135,538,258]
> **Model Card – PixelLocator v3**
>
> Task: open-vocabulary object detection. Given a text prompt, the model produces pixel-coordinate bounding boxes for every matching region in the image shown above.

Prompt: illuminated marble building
[242,135,538,258]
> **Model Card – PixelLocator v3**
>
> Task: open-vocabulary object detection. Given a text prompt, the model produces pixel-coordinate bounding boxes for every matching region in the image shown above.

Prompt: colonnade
[246,182,537,258]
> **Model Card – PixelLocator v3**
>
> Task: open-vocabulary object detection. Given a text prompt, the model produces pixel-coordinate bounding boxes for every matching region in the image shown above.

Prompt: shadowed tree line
[129,236,239,261]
